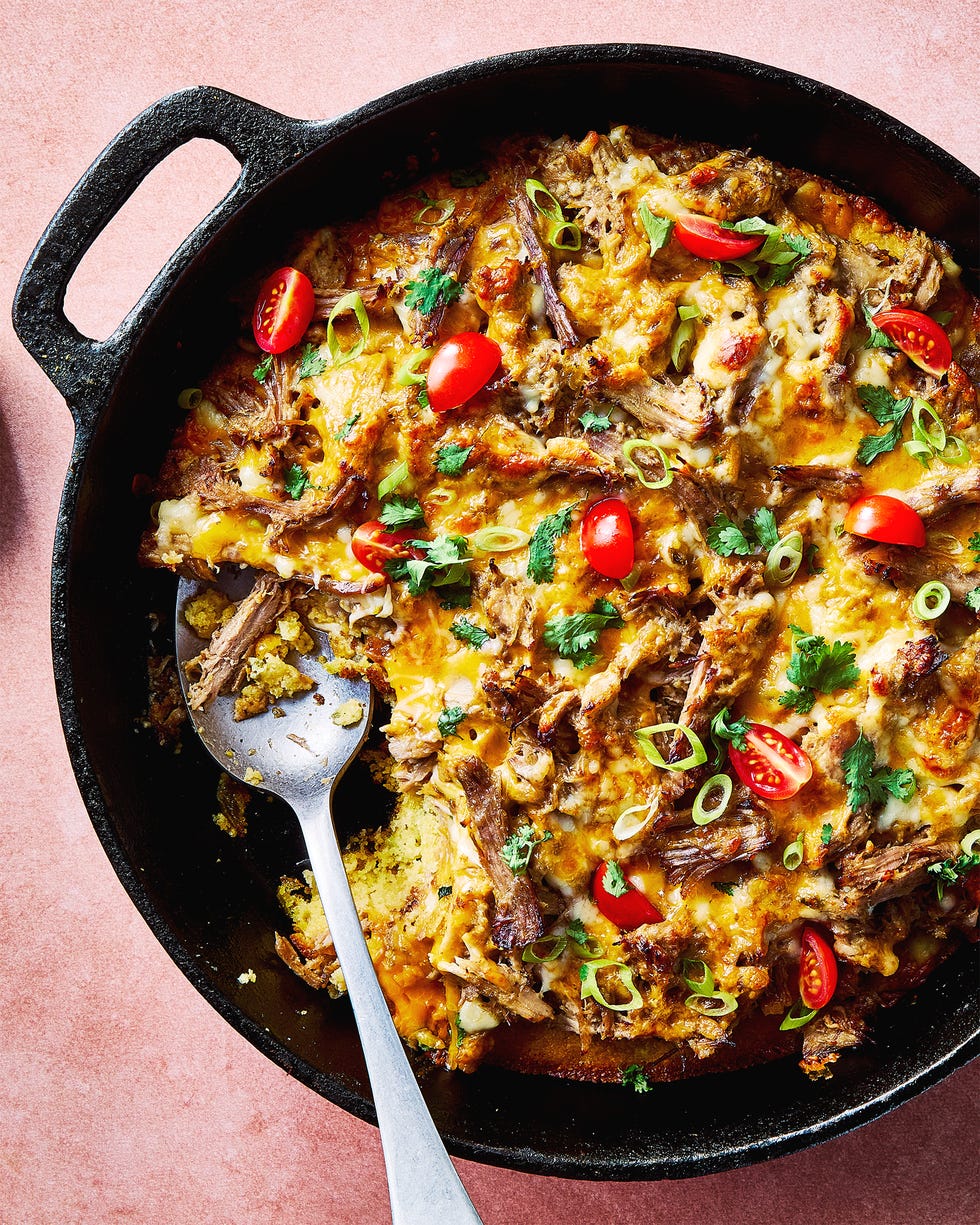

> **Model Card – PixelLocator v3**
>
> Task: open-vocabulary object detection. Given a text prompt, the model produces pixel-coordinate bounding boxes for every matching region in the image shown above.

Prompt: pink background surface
[1,1,978,1221]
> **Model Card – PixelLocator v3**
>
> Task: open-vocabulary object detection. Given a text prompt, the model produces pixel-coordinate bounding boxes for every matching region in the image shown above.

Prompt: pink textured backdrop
[1,2,978,1221]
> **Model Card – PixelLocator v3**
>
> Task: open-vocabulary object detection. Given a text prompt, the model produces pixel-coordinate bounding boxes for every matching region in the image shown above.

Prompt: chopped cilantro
[927,852,980,900]
[806,544,824,575]
[579,409,613,433]
[622,1064,652,1093]
[542,597,624,669]
[712,881,736,896]
[501,824,553,875]
[637,204,674,255]
[747,506,780,550]
[437,705,467,738]
[297,342,328,380]
[418,386,430,409]
[253,353,273,382]
[437,884,452,899]
[601,860,630,897]
[449,166,487,188]
[706,507,780,558]
[855,385,913,465]
[334,412,360,441]
[284,463,311,500]
[435,443,473,475]
[717,218,811,288]
[527,503,576,583]
[820,822,833,846]
[710,706,750,765]
[450,617,491,648]
[378,495,425,530]
[970,532,980,565]
[842,732,916,813]
[966,587,980,613]
[404,267,463,314]
[862,299,898,350]
[566,918,588,944]
[778,625,860,714]
[385,534,472,607]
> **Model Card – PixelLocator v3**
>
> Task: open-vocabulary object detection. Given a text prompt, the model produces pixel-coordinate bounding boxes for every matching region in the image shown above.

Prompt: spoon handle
[296,797,484,1225]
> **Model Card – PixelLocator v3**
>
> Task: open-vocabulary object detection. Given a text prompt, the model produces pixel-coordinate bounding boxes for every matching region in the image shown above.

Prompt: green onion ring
[395,348,433,387]
[525,178,566,222]
[692,774,733,826]
[939,436,970,466]
[377,460,409,501]
[546,220,582,251]
[177,387,202,411]
[681,958,715,996]
[326,291,370,368]
[782,833,805,871]
[622,439,674,489]
[685,991,738,1017]
[904,439,935,467]
[612,802,655,841]
[413,195,456,226]
[471,525,531,553]
[780,1001,818,1031]
[911,398,947,452]
[764,531,805,587]
[912,581,951,620]
[670,316,697,372]
[636,724,708,772]
[521,935,567,964]
[579,960,643,1012]
[568,933,604,960]
[961,829,980,856]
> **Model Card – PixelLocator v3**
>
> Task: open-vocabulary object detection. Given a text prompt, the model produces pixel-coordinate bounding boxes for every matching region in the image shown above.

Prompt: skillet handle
[11,86,315,423]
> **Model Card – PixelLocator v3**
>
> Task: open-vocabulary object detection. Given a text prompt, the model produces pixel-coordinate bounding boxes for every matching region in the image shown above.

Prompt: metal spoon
[176,571,483,1225]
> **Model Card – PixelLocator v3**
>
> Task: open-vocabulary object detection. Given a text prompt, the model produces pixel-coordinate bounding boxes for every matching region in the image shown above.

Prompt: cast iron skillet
[13,44,980,1180]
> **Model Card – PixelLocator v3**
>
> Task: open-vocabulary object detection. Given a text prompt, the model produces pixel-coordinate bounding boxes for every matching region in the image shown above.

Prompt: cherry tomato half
[799,925,838,1010]
[426,332,502,412]
[728,724,813,801]
[673,215,765,261]
[591,861,663,929]
[252,266,315,354]
[581,498,635,579]
[843,494,926,548]
[871,308,952,377]
[350,521,416,573]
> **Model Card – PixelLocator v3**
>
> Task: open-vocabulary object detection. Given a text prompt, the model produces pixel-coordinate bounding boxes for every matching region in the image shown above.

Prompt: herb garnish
[806,544,824,575]
[542,598,624,669]
[297,342,328,380]
[820,822,833,846]
[601,860,630,897]
[435,443,473,476]
[437,705,467,738]
[855,384,914,465]
[253,354,273,382]
[437,884,452,899]
[378,495,425,531]
[579,410,612,433]
[716,218,811,289]
[927,852,980,900]
[710,706,750,765]
[284,463,311,500]
[862,299,898,350]
[966,588,980,613]
[637,204,674,255]
[527,503,576,583]
[778,625,860,714]
[712,881,736,896]
[385,534,472,607]
[970,532,980,564]
[501,824,553,875]
[841,732,916,813]
[334,412,360,441]
[706,507,779,557]
[622,1064,652,1093]
[404,267,463,315]
[449,166,488,188]
[450,617,491,649]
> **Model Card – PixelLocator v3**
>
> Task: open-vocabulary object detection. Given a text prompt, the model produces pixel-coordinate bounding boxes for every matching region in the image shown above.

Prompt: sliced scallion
[685,991,738,1017]
[782,834,804,871]
[764,531,804,587]
[471,525,530,553]
[939,436,970,466]
[579,959,643,1012]
[622,439,674,489]
[326,291,370,368]
[177,387,202,411]
[912,581,950,621]
[670,304,701,372]
[636,724,708,772]
[692,774,733,826]
[521,935,567,964]
[377,460,409,501]
[904,439,935,467]
[780,1001,818,1031]
[413,194,456,226]
[395,347,433,387]
[961,829,980,856]
[911,398,946,453]
[681,959,715,996]
[525,178,582,252]
[612,802,655,841]
[568,931,604,960]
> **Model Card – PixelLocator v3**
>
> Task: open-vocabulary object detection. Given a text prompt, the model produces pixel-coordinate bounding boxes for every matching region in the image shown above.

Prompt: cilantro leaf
[806,544,824,575]
[820,822,833,846]
[856,420,905,465]
[378,495,425,530]
[710,706,750,765]
[566,918,588,944]
[450,617,490,648]
[970,532,980,565]
[404,267,463,315]
[385,534,472,606]
[712,881,735,896]
[622,1064,652,1093]
[437,705,467,738]
[253,354,273,382]
[437,884,452,899]
[862,299,897,350]
[334,412,360,441]
[284,463,311,500]
[297,342,328,380]
[579,410,613,433]
[527,503,576,583]
[602,860,630,897]
[747,506,780,550]
[857,385,913,425]
[927,852,980,900]
[706,513,755,557]
[637,204,674,255]
[542,598,624,669]
[449,166,487,188]
[842,732,917,813]
[966,587,980,613]
[718,219,810,288]
[778,626,860,714]
[435,443,473,475]
[501,824,553,875]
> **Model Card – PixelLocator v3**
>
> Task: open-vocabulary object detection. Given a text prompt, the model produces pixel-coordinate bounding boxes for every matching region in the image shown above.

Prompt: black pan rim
[43,41,980,1181]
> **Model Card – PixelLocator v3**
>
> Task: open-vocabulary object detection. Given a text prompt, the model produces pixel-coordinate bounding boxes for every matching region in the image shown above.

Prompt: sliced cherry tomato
[728,723,813,801]
[580,498,635,579]
[799,925,838,1010]
[871,308,952,376]
[843,493,926,548]
[673,215,765,261]
[426,332,501,412]
[252,266,315,354]
[350,521,416,573]
[591,861,663,929]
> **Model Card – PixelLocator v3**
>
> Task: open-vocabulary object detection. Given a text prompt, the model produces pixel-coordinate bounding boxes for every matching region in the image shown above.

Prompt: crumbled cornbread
[183,588,233,638]
[331,699,365,727]
[212,772,250,837]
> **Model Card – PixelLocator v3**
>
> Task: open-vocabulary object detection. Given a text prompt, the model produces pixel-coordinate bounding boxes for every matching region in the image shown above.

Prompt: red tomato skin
[580,499,635,579]
[871,308,953,376]
[674,215,765,260]
[350,521,416,573]
[843,494,927,548]
[252,267,315,354]
[591,862,663,929]
[728,724,813,801]
[426,332,501,412]
[799,925,838,1010]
